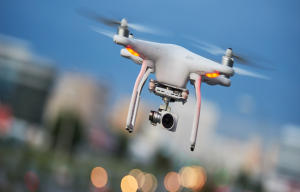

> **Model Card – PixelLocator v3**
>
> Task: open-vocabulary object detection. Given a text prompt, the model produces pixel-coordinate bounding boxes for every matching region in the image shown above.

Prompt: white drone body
[108,19,237,151]
[116,35,234,87]
[86,15,267,151]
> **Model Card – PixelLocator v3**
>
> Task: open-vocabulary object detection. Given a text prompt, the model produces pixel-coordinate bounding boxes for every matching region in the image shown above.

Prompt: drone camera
[149,110,178,132]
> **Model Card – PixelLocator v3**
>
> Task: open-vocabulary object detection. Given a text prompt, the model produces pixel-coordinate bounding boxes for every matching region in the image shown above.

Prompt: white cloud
[0,33,52,64]
[129,97,220,163]
[237,93,255,115]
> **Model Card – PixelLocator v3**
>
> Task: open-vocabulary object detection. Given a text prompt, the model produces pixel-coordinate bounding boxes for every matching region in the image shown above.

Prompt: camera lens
[149,111,155,122]
[149,110,161,125]
[162,113,174,129]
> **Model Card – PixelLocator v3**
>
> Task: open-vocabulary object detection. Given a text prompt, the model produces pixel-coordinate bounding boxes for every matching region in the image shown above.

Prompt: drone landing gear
[190,74,202,151]
[148,76,202,151]
[125,63,153,133]
[126,71,202,152]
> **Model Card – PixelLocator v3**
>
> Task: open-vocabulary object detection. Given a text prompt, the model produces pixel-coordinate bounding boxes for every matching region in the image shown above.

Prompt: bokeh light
[179,166,206,190]
[121,175,138,192]
[90,167,108,188]
[192,166,206,190]
[129,169,145,188]
[141,173,157,192]
[164,171,181,192]
[24,171,39,192]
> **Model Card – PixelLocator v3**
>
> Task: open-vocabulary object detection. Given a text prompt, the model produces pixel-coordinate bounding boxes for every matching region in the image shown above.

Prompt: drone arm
[191,57,234,77]
[202,75,231,87]
[114,35,159,61]
[189,73,202,151]
[126,60,153,132]
[120,48,143,65]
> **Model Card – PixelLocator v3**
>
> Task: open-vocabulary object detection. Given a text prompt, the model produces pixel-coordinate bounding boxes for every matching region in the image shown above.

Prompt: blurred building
[0,34,56,125]
[45,72,110,152]
[277,125,300,178]
[263,125,300,192]
[0,34,56,148]
[128,97,267,177]
[109,97,148,135]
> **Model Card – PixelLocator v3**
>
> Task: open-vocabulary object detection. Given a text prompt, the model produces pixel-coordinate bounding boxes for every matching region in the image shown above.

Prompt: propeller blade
[90,26,115,38]
[232,53,248,64]
[78,8,165,35]
[78,8,120,27]
[193,41,225,56]
[128,23,162,35]
[193,41,248,62]
[233,67,270,80]
[95,16,120,27]
[192,40,273,70]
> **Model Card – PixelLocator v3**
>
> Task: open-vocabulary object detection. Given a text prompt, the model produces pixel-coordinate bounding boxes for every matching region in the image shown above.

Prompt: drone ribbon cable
[190,75,202,151]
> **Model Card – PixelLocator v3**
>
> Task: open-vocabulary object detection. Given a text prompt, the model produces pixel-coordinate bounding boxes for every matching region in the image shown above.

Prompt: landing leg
[126,62,152,133]
[131,68,152,129]
[190,74,202,151]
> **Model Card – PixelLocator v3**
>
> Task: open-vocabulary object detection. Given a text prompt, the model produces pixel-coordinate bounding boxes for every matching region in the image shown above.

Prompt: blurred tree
[113,134,129,159]
[235,170,264,192]
[201,174,216,192]
[236,170,249,189]
[49,111,84,155]
[153,150,172,172]
[213,168,230,186]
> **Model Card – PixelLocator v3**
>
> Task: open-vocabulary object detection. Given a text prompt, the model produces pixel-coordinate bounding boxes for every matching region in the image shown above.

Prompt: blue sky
[1,0,299,134]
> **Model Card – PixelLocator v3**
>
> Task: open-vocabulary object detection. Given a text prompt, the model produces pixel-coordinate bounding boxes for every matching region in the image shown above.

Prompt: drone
[80,11,269,151]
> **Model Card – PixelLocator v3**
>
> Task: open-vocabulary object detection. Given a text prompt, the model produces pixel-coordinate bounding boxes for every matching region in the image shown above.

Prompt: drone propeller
[78,8,159,35]
[193,41,251,65]
[90,26,115,38]
[233,67,270,80]
[192,41,273,70]
[188,40,270,79]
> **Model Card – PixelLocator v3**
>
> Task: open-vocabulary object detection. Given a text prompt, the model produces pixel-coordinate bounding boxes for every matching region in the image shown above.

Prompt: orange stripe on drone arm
[126,46,140,57]
[205,71,220,78]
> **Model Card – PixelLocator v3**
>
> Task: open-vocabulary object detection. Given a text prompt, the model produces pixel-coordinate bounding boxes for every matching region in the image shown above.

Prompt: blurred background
[0,0,299,191]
